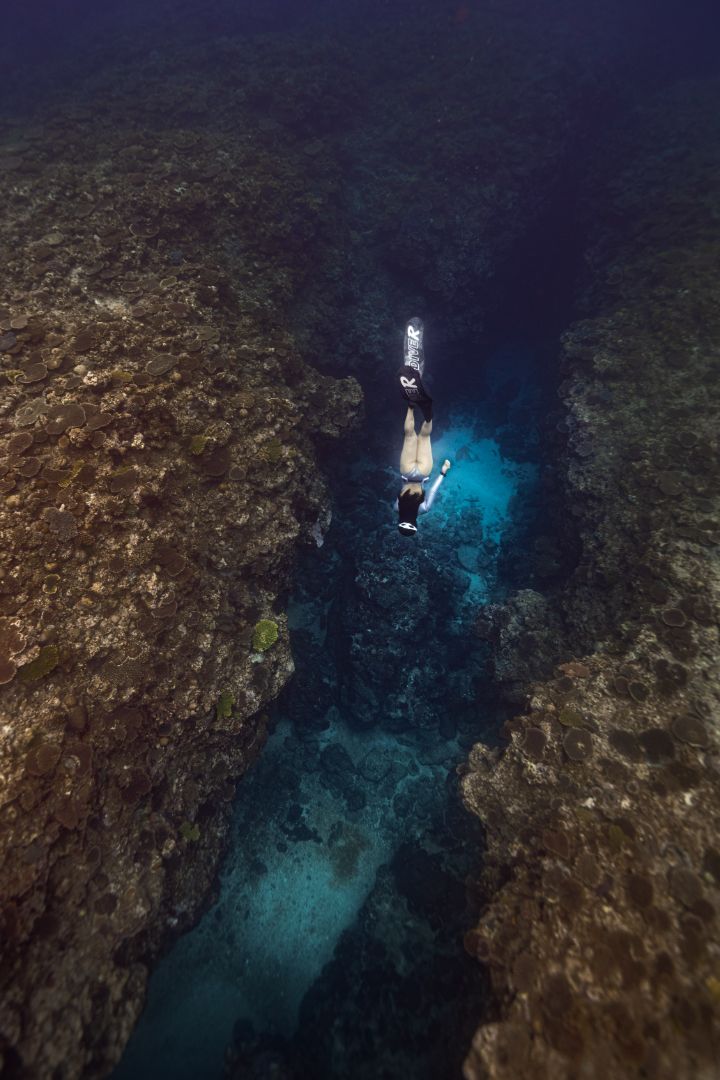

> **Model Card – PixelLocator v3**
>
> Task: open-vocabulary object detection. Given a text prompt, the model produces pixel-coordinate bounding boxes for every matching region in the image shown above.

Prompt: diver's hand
[441,459,451,476]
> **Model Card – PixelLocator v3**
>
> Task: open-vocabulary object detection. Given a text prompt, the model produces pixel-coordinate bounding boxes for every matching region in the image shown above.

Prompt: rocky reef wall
[461,78,720,1079]
[0,65,360,1078]
[0,12,644,1072]
[1,5,718,1077]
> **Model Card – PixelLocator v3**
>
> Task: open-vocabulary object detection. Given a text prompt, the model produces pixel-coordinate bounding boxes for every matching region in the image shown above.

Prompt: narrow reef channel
[114,320,567,1078]
[2,3,719,1078]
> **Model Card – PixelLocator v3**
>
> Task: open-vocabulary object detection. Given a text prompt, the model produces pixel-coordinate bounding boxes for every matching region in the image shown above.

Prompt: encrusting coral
[252,620,280,653]
[0,36,360,1078]
[461,78,720,1080]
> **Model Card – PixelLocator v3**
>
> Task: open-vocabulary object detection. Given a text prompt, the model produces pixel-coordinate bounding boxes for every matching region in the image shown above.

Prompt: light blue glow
[424,417,536,598]
[115,424,534,1078]
[432,421,532,536]
[114,720,454,1079]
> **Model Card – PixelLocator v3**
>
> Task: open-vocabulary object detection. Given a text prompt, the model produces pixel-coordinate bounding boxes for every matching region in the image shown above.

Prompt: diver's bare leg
[399,406,419,475]
[416,419,433,477]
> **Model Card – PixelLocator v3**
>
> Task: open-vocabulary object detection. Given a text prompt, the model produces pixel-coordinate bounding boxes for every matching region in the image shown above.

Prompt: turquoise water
[116,720,453,1077]
[115,419,526,1078]
[428,418,536,598]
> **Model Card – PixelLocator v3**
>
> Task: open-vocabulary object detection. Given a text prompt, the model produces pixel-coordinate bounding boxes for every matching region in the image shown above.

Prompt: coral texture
[0,72,360,1079]
[461,79,720,1079]
[0,6,717,1078]
[252,620,279,653]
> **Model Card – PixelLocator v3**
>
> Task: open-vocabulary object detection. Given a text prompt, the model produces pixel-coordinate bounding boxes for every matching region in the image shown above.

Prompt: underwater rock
[461,78,720,1080]
[0,58,360,1079]
[1,5,718,1079]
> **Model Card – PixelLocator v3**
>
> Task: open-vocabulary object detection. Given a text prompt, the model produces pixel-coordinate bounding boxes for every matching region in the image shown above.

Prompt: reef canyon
[0,2,718,1078]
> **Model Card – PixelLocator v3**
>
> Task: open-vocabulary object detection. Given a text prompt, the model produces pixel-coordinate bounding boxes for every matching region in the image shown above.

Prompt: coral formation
[0,32,360,1076]
[0,2,717,1078]
[461,78,720,1079]
[252,620,280,653]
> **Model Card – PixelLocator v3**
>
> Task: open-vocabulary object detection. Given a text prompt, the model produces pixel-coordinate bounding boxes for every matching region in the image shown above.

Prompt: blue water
[115,397,525,1078]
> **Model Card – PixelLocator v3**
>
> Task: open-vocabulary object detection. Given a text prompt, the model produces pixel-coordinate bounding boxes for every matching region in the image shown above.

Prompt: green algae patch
[19,645,59,683]
[58,460,84,489]
[189,434,209,456]
[109,369,133,385]
[216,689,234,721]
[252,619,278,652]
[179,822,200,842]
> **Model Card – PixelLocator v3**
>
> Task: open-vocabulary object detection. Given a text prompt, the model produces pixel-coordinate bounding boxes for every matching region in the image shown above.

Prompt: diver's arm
[420,475,443,513]
[420,460,451,514]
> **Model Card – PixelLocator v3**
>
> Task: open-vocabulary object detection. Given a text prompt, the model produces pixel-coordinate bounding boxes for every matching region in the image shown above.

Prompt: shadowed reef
[461,77,720,1080]
[0,3,718,1078]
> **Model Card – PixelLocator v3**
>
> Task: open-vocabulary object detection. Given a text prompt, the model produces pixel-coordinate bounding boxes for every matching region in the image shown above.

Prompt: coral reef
[252,620,279,653]
[0,56,360,1080]
[0,3,718,1077]
[461,79,720,1079]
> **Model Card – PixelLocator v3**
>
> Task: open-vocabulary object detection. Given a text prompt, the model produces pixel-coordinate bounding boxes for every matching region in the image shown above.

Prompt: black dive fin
[403,316,425,374]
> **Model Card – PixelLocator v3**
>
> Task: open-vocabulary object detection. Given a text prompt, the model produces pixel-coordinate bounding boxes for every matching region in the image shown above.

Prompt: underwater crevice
[113,105,605,1080]
[1,2,719,1077]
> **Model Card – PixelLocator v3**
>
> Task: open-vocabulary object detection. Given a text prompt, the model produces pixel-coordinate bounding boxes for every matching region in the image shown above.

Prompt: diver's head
[397,485,423,537]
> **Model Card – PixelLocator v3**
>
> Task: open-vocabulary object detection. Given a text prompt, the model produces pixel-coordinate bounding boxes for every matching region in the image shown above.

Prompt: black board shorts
[398,365,433,420]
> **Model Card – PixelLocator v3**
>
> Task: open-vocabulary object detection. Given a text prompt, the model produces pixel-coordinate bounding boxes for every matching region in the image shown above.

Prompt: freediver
[396,317,451,536]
